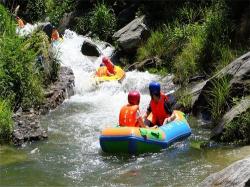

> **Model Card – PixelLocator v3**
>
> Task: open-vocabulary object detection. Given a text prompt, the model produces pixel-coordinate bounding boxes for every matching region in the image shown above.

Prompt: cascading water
[2,28,250,187]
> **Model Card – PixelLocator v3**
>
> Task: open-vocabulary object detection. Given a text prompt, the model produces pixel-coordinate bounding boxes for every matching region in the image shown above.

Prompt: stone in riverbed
[199,156,250,187]
[113,16,149,52]
[81,40,101,57]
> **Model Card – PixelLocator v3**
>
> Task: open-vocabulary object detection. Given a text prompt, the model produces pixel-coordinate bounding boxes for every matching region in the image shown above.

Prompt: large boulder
[113,16,149,52]
[81,40,101,57]
[199,156,250,187]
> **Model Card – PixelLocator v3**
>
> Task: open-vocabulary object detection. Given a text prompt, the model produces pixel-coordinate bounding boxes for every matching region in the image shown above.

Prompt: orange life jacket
[96,66,107,77]
[17,18,24,28]
[51,30,60,41]
[150,93,170,126]
[119,104,139,127]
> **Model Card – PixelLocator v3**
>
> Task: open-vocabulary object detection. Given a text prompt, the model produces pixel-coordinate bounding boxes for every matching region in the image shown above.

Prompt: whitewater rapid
[56,29,160,126]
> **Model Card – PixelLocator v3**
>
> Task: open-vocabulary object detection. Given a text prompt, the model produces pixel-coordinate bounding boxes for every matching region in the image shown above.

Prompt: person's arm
[163,112,176,124]
[138,117,147,128]
[143,105,151,119]
[137,110,147,128]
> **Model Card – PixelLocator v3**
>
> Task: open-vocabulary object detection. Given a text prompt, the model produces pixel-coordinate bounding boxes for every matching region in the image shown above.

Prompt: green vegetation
[26,0,46,22]
[24,31,60,84]
[0,5,60,143]
[0,100,13,143]
[0,35,44,110]
[205,77,231,122]
[136,0,239,84]
[220,109,250,144]
[173,28,205,84]
[73,3,116,41]
[89,3,116,41]
[137,30,166,61]
[174,88,193,111]
[45,0,75,27]
[0,5,15,36]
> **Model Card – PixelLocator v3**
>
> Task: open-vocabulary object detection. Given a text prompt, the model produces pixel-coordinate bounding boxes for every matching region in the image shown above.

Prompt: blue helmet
[149,81,161,95]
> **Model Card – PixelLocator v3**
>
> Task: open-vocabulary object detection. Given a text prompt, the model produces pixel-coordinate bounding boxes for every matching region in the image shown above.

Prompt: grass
[220,109,250,144]
[137,30,166,61]
[206,76,231,122]
[0,100,13,143]
[136,0,236,86]
[174,88,193,111]
[147,66,168,76]
[173,27,205,84]
[0,4,16,36]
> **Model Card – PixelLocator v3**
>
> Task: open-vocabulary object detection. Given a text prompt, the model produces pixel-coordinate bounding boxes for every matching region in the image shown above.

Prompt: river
[1,29,250,187]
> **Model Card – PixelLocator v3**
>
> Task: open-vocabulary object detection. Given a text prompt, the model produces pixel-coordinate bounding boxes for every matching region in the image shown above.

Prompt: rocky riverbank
[199,156,250,187]
[12,66,75,146]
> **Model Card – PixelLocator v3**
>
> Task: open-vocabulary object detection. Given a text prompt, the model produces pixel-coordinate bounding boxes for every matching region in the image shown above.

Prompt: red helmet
[128,91,140,105]
[102,56,109,65]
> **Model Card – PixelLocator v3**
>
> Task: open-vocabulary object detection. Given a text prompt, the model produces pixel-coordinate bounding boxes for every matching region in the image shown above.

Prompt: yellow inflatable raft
[94,66,125,83]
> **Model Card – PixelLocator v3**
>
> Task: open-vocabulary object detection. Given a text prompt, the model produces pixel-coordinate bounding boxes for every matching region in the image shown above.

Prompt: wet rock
[199,156,250,187]
[113,16,149,52]
[58,12,75,33]
[81,40,101,57]
[12,66,75,146]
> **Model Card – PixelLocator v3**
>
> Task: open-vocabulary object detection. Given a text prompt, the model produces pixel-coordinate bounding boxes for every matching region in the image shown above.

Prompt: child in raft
[102,56,115,76]
[119,91,147,128]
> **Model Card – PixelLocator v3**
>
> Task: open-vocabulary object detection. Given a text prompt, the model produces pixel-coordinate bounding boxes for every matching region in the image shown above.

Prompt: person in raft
[119,91,147,128]
[143,81,176,127]
[16,16,25,28]
[51,26,60,42]
[102,56,115,76]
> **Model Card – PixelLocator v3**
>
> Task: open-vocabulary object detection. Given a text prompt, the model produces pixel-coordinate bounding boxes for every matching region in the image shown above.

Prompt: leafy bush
[0,35,44,110]
[89,3,116,41]
[0,100,13,143]
[26,0,46,22]
[0,4,15,36]
[73,15,91,35]
[46,0,75,26]
[220,109,250,144]
[205,77,231,122]
[24,31,60,84]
